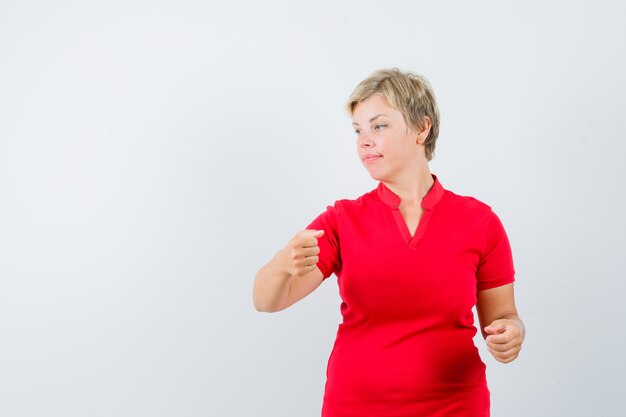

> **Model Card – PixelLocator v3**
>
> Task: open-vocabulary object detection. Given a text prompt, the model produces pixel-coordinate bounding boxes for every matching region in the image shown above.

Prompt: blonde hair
[346,68,440,161]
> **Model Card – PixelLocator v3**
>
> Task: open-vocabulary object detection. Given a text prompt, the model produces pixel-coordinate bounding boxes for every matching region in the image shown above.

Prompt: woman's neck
[383,167,434,208]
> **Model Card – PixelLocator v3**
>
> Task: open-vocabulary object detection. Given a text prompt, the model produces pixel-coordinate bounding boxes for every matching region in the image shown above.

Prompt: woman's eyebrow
[352,114,389,126]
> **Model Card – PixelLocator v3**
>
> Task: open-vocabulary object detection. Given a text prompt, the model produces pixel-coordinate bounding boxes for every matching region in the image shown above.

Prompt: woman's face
[352,93,423,181]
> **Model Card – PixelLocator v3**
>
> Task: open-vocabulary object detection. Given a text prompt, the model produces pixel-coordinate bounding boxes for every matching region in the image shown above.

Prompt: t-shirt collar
[377,173,444,209]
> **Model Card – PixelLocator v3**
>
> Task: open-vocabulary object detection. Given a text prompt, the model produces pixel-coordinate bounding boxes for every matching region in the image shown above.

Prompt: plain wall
[1,1,625,416]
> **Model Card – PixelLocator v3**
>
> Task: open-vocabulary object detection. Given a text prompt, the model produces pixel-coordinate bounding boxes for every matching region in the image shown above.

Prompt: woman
[253,68,525,417]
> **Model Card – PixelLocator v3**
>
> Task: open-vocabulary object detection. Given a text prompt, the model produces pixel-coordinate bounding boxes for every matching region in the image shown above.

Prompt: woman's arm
[476,282,526,363]
[253,229,325,312]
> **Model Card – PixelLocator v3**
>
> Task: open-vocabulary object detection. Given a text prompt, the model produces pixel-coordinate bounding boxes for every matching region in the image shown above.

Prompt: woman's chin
[365,168,385,181]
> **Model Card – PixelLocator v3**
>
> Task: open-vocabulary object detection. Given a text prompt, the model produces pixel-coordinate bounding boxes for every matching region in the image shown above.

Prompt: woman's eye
[374,124,387,130]
[354,129,361,135]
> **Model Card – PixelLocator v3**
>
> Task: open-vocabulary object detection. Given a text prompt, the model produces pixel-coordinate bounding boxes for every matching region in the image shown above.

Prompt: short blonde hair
[346,68,440,161]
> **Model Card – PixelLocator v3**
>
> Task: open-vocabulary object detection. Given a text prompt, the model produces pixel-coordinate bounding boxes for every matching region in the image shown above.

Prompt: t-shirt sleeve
[476,209,516,291]
[305,202,341,280]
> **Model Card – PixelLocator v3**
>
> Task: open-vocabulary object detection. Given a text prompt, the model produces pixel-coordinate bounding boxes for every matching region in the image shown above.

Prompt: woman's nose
[357,131,374,147]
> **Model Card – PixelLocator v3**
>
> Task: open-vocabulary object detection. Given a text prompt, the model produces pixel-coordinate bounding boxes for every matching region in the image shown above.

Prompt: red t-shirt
[305,173,516,417]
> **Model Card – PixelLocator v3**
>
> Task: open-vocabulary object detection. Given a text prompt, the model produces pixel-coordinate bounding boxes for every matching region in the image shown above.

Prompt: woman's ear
[415,117,432,144]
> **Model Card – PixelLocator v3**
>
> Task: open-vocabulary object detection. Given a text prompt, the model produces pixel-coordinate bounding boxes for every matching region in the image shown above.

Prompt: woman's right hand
[254,229,326,312]
[281,229,324,277]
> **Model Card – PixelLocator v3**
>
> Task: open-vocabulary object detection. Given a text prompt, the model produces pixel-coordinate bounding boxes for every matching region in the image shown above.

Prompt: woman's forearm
[253,248,293,313]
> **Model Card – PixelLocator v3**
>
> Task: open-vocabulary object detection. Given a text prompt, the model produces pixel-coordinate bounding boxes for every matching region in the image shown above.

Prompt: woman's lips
[364,155,382,164]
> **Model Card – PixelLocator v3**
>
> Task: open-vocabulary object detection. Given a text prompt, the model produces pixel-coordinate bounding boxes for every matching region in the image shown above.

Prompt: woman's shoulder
[442,188,494,217]
[325,186,378,208]
[341,186,383,210]
[313,188,378,224]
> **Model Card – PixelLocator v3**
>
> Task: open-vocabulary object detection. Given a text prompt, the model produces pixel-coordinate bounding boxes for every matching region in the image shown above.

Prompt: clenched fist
[484,318,525,364]
[281,229,324,277]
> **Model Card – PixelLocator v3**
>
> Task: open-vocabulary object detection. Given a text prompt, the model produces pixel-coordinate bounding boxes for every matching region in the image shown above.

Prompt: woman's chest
[336,207,484,319]
[398,204,423,238]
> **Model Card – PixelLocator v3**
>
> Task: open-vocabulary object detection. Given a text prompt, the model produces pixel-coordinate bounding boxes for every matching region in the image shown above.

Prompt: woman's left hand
[484,317,525,364]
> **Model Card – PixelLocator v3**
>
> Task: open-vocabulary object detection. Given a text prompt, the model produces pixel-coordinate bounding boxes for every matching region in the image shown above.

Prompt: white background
[1,1,625,416]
